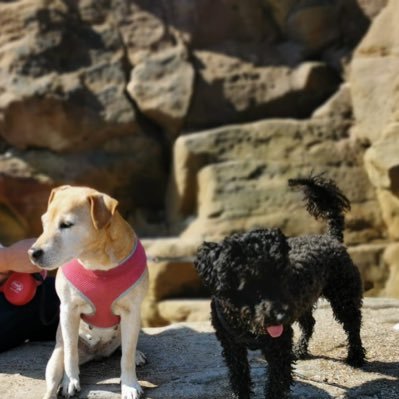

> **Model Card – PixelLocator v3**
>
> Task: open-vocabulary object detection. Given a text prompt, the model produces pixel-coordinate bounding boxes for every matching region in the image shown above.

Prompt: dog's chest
[78,320,121,354]
[62,240,147,328]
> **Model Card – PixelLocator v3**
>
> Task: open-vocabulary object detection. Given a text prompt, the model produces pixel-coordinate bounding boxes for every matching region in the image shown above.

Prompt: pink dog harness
[61,240,147,328]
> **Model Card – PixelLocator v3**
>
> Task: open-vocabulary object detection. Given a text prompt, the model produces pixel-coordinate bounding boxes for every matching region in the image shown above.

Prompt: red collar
[61,240,146,328]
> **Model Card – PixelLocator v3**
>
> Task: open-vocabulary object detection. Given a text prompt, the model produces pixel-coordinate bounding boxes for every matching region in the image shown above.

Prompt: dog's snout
[273,311,286,323]
[29,247,44,262]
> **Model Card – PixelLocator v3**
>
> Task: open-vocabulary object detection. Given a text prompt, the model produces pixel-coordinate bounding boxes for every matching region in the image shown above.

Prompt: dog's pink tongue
[266,325,284,338]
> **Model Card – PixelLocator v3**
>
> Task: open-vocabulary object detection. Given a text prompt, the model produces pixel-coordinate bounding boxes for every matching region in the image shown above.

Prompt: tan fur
[29,186,148,399]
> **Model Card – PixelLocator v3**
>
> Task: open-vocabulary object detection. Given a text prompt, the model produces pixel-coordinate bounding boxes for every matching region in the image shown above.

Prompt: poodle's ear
[194,240,238,296]
[194,241,221,293]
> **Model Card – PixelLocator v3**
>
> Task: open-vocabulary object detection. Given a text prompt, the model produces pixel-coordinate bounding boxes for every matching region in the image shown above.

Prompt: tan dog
[29,186,148,399]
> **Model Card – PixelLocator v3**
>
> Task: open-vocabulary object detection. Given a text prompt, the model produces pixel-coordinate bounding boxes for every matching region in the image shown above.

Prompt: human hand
[0,238,41,274]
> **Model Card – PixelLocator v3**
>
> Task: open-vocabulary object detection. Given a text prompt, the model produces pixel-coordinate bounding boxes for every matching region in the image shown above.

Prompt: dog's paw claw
[122,382,143,399]
[135,350,147,366]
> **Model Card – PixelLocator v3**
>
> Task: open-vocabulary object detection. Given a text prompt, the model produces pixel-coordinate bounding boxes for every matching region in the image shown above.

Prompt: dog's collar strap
[61,239,147,328]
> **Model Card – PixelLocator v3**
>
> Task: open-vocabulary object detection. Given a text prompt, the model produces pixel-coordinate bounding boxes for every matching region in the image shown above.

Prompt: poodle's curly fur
[194,174,366,399]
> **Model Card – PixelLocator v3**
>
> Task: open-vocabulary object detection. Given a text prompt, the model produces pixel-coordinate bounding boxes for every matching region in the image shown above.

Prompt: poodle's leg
[219,337,251,399]
[328,296,365,367]
[293,309,315,359]
[262,326,294,399]
[211,303,251,399]
[324,275,365,367]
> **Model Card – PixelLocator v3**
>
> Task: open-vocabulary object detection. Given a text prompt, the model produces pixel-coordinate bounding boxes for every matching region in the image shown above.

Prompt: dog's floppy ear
[194,241,220,292]
[48,185,71,206]
[194,241,236,295]
[87,194,118,230]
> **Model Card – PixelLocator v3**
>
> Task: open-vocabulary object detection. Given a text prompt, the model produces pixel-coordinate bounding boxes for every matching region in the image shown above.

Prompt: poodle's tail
[288,174,351,242]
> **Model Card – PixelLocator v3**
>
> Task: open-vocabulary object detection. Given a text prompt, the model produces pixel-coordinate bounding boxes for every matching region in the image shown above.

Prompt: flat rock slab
[0,298,398,399]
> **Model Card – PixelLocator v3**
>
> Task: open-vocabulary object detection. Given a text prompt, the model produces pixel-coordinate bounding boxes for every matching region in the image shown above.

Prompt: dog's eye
[59,221,73,229]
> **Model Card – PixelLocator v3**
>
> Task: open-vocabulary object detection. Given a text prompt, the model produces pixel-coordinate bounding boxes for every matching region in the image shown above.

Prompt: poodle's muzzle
[241,300,290,337]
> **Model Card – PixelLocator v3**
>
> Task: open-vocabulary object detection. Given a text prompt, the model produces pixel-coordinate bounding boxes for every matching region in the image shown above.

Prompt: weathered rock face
[382,243,399,297]
[186,58,340,131]
[364,128,399,239]
[0,0,170,244]
[350,0,399,144]
[141,238,204,327]
[350,0,399,294]
[164,114,389,302]
[0,0,396,326]
[169,118,384,245]
[0,0,140,152]
[127,45,195,138]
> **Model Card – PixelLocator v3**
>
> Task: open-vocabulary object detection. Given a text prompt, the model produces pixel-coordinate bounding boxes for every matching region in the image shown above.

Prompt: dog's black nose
[29,247,44,262]
[273,311,287,323]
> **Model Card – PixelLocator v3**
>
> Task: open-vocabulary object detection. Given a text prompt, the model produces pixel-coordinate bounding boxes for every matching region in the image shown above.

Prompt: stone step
[157,298,211,323]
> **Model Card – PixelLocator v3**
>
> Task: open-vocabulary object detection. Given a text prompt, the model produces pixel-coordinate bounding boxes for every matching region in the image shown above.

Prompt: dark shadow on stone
[184,57,341,132]
[32,5,106,74]
[362,360,399,379]
[310,355,399,380]
[344,377,399,399]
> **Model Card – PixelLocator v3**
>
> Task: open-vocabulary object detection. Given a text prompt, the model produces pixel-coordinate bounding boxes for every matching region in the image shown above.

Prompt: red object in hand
[0,271,46,306]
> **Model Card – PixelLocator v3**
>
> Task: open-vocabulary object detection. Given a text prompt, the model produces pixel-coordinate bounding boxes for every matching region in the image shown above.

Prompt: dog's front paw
[61,375,80,397]
[346,352,365,368]
[122,382,143,399]
[135,350,147,366]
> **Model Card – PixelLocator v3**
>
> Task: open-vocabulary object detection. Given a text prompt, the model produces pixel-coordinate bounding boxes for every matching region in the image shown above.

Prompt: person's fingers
[10,262,42,274]
[24,263,43,273]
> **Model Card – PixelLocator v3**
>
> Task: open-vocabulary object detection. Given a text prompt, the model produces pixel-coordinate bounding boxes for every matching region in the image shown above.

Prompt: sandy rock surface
[0,298,398,399]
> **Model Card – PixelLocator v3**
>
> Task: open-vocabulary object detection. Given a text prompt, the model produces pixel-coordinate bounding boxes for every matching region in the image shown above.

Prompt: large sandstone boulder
[350,0,399,143]
[383,243,399,297]
[348,243,388,295]
[185,57,339,130]
[350,1,399,246]
[112,0,175,66]
[141,238,203,326]
[0,0,141,152]
[168,118,384,245]
[127,46,195,137]
[364,127,399,239]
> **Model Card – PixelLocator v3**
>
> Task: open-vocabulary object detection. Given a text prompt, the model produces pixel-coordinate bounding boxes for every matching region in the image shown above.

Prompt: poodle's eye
[59,221,74,230]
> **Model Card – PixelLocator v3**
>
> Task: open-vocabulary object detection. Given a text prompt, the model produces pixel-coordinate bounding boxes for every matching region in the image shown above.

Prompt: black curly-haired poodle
[194,174,366,399]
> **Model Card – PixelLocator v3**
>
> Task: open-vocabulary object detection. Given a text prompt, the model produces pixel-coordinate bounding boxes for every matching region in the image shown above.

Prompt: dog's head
[28,185,118,269]
[194,228,291,337]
